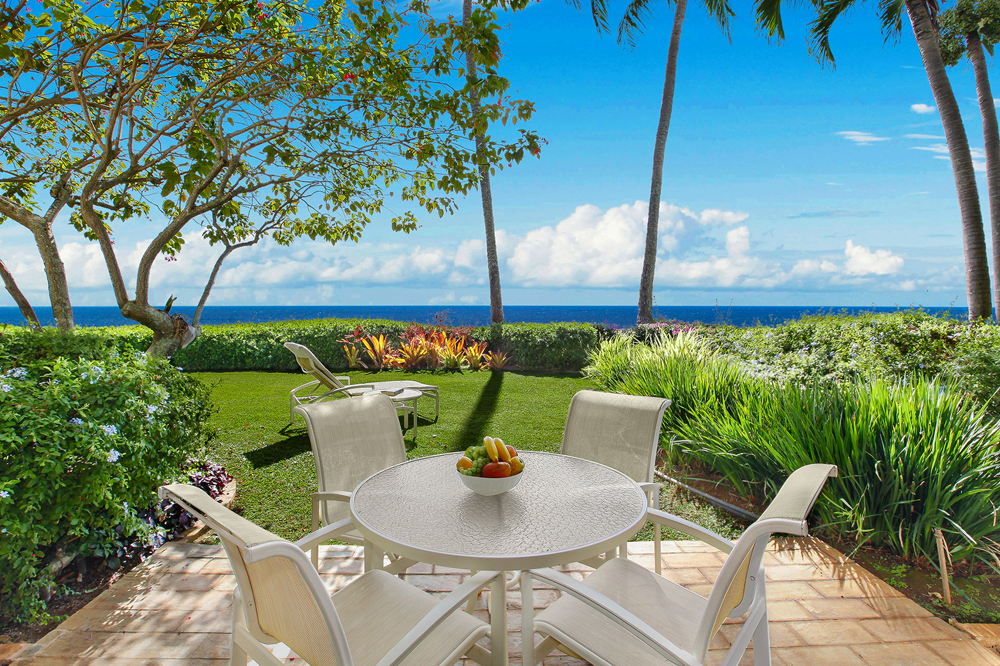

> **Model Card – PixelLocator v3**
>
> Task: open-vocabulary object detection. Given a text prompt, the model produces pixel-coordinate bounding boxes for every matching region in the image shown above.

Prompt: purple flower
[101,424,118,436]
[0,383,11,393]
[69,417,84,426]
[107,449,121,463]
[0,490,10,499]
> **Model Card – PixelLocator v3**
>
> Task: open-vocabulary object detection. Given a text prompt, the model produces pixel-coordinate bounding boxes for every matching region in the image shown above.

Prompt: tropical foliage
[0,329,213,622]
[585,331,1000,564]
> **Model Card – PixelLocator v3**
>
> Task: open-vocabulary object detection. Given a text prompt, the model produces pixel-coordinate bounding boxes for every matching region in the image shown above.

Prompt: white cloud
[698,209,749,225]
[454,239,483,269]
[836,131,889,145]
[912,143,950,154]
[844,240,903,275]
[904,133,944,139]
[911,103,936,114]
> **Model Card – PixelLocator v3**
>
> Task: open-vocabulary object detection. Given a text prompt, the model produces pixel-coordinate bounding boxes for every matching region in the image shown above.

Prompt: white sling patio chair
[520,463,838,666]
[561,389,671,572]
[158,483,507,666]
[295,394,414,572]
[284,341,439,428]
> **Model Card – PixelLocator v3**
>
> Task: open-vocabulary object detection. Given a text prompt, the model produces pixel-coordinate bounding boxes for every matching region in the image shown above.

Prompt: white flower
[4,367,27,380]
[69,417,84,426]
[146,404,159,415]
[0,383,11,393]
[101,424,119,436]
[106,449,121,463]
[0,490,10,499]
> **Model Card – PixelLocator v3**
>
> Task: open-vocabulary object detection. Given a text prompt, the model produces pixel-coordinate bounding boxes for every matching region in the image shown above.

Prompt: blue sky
[2,0,994,310]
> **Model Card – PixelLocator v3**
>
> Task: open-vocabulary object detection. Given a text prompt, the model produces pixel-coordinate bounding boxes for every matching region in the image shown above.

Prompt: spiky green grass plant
[586,334,1000,561]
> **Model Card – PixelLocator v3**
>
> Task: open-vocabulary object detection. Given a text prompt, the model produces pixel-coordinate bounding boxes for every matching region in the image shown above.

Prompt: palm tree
[799,0,993,321]
[939,0,1000,322]
[464,0,504,324]
[580,0,734,324]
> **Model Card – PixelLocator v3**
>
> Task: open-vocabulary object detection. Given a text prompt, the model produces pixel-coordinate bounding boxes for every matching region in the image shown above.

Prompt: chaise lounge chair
[284,341,439,429]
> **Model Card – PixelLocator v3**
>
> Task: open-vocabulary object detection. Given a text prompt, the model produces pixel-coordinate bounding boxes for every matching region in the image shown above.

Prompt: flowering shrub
[0,340,213,623]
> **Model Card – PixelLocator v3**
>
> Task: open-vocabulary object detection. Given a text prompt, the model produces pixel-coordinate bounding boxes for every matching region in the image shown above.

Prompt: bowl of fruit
[456,436,525,496]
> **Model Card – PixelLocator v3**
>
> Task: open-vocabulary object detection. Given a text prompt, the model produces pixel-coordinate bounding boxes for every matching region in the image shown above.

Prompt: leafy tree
[792,0,993,321]
[939,0,1000,323]
[2,0,538,355]
[579,0,734,325]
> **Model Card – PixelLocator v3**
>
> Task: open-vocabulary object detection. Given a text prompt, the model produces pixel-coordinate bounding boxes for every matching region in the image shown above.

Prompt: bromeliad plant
[337,326,365,369]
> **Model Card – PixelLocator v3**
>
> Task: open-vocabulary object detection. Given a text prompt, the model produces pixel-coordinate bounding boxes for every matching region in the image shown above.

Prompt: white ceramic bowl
[458,469,523,496]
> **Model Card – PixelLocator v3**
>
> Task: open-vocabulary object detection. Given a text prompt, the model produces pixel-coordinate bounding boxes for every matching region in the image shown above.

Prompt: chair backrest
[284,342,346,392]
[158,483,351,666]
[560,390,671,484]
[295,394,407,526]
[693,464,839,660]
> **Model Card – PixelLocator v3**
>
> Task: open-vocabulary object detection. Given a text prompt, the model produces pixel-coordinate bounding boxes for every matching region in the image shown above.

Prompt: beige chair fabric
[524,463,838,666]
[284,341,439,427]
[158,483,495,666]
[561,390,670,485]
[295,394,406,533]
[561,389,671,570]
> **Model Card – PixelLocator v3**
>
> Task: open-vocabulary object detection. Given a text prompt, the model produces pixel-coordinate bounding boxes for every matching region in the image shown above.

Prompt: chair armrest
[377,571,504,666]
[527,568,698,666]
[647,508,734,554]
[294,517,356,552]
[311,491,352,503]
[291,379,322,396]
[335,376,351,385]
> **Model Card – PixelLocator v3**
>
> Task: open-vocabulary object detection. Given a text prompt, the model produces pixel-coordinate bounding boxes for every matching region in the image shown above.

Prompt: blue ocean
[0,305,968,329]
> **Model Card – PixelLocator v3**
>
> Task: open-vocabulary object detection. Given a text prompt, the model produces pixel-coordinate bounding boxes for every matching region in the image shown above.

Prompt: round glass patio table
[350,451,648,665]
[350,450,648,572]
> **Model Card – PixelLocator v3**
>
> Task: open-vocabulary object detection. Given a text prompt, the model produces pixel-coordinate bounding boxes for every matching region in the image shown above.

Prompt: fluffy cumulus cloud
[911,103,936,114]
[844,240,904,275]
[1,200,912,308]
[836,131,889,145]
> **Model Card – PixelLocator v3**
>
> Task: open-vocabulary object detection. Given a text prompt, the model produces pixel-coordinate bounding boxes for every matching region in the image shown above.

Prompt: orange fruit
[456,457,474,471]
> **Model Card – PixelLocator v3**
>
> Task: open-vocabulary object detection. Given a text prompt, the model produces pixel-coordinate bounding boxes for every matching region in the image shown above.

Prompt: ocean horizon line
[0,304,972,330]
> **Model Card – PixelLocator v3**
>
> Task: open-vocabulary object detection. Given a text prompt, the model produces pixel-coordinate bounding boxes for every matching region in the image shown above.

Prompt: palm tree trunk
[905,0,992,320]
[966,30,1000,323]
[637,0,687,325]
[463,0,504,324]
[0,257,40,327]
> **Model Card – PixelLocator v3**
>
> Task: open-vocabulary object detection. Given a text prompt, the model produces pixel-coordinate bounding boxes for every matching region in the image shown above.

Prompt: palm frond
[616,0,666,48]
[590,0,611,34]
[704,0,736,38]
[878,0,906,37]
[809,0,860,65]
[755,0,787,40]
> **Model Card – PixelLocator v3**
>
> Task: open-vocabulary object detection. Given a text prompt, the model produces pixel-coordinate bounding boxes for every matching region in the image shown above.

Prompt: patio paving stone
[10,537,998,666]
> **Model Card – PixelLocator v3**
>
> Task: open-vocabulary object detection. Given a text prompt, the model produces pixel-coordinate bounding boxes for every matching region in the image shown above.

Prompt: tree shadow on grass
[244,431,311,469]
[449,371,503,452]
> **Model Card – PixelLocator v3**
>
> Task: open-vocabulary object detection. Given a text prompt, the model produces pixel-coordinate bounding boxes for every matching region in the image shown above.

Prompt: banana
[483,436,499,462]
[496,439,511,463]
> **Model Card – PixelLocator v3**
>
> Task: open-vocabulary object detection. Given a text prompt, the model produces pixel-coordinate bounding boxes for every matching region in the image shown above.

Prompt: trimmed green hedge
[0,319,601,373]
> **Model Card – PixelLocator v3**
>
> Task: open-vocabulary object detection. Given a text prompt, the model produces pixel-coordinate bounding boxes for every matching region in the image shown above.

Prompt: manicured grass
[193,368,747,543]
[193,369,592,539]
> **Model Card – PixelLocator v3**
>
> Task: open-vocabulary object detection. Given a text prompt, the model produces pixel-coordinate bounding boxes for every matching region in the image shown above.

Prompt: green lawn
[193,369,746,542]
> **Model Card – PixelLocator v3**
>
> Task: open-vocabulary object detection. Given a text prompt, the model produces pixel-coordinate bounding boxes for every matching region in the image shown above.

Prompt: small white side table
[361,388,423,434]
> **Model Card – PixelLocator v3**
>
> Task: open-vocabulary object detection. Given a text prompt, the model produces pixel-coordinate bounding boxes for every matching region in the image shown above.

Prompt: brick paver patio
[9,537,998,665]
